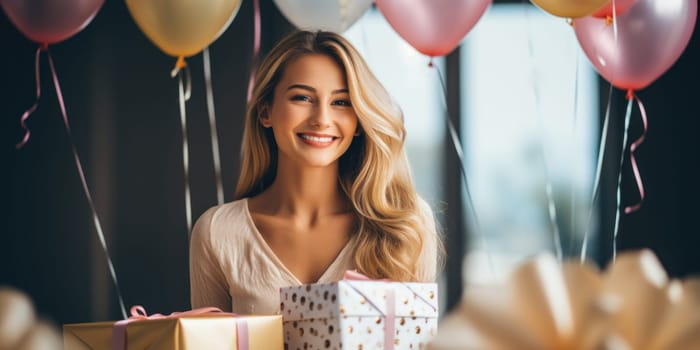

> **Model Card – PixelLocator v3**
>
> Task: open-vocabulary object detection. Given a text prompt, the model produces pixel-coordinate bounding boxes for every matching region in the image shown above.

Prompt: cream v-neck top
[189,198,437,315]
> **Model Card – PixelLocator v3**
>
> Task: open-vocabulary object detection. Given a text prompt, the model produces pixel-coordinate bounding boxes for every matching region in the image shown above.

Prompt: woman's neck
[259,161,350,217]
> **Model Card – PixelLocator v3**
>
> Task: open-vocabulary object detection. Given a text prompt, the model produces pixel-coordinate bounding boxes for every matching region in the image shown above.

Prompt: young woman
[190,30,442,314]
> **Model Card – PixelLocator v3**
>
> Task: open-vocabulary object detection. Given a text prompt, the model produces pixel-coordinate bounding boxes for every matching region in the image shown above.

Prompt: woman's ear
[259,105,272,128]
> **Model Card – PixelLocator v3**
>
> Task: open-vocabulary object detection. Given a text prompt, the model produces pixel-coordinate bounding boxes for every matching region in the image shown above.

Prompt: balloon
[274,0,373,32]
[0,0,104,44]
[0,287,35,349]
[376,0,492,57]
[16,321,62,350]
[591,0,638,18]
[125,0,242,58]
[530,0,608,18]
[575,0,697,90]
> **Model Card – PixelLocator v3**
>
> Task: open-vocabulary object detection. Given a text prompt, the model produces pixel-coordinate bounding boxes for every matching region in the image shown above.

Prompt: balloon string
[203,48,225,205]
[624,90,647,214]
[568,39,580,255]
[579,1,619,263]
[16,46,44,149]
[338,0,348,30]
[580,84,613,263]
[247,0,261,102]
[431,62,495,277]
[359,9,372,61]
[46,50,128,320]
[612,95,635,263]
[170,56,191,100]
[172,61,193,236]
[524,3,563,262]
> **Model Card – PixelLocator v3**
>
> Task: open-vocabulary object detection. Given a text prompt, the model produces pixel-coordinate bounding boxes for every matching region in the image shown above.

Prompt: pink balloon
[591,0,638,18]
[1,0,104,44]
[376,0,492,57]
[575,0,697,91]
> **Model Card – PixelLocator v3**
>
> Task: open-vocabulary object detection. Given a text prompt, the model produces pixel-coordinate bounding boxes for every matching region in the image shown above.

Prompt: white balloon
[273,0,373,32]
[0,287,36,349]
[16,321,62,350]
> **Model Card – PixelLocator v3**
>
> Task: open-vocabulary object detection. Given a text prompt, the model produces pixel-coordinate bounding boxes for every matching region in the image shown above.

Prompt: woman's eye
[291,95,311,102]
[332,99,352,107]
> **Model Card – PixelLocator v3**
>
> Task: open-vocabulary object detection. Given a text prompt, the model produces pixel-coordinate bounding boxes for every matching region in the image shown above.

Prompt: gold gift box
[63,314,282,350]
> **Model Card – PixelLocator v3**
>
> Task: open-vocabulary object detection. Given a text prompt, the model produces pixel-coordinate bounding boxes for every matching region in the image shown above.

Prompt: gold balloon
[530,0,609,18]
[126,0,242,58]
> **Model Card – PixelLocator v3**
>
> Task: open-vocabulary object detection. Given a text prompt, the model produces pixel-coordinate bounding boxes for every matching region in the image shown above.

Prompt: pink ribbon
[111,305,249,350]
[41,49,129,319]
[15,45,46,149]
[624,90,647,214]
[343,271,396,350]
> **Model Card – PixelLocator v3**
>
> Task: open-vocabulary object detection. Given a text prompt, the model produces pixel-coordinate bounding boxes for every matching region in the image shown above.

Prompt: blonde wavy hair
[235,30,442,282]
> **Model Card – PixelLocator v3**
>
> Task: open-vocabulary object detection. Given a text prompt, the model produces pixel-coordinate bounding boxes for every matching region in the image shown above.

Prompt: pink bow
[111,305,248,350]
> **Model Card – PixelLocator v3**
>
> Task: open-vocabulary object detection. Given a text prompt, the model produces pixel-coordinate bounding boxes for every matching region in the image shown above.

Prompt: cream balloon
[0,287,36,349]
[16,321,62,350]
[273,0,373,32]
[125,0,242,58]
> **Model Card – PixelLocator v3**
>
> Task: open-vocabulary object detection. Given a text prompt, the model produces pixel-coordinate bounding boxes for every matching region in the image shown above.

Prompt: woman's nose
[308,103,331,129]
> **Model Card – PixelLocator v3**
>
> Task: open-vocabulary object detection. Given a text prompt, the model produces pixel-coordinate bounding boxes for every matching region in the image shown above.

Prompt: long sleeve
[189,206,232,311]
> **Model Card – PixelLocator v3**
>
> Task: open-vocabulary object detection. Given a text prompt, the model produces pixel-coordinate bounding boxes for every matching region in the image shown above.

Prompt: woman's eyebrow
[286,84,348,95]
[286,83,315,92]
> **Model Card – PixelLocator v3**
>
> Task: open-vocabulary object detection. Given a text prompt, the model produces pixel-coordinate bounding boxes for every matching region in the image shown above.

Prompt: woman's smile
[297,132,338,147]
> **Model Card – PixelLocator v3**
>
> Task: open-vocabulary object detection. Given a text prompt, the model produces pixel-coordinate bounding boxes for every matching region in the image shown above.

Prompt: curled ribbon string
[430,63,495,276]
[202,48,225,205]
[246,0,261,102]
[16,45,45,149]
[171,57,194,235]
[580,84,613,263]
[46,50,128,319]
[524,5,563,262]
[624,90,647,214]
[612,93,635,262]
[111,306,249,350]
[170,56,192,100]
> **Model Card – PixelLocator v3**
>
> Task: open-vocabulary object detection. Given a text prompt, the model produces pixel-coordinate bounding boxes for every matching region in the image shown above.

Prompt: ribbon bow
[111,305,248,350]
[343,269,385,281]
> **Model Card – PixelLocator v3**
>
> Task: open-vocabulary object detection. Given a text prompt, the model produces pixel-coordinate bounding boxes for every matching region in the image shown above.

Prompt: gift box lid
[280,280,438,322]
[63,313,283,350]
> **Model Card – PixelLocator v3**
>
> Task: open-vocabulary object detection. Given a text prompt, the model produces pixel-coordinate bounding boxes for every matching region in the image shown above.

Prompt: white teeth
[300,134,333,143]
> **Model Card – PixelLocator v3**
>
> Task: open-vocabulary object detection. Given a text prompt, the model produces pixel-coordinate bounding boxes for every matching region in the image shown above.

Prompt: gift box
[280,272,438,350]
[63,306,283,350]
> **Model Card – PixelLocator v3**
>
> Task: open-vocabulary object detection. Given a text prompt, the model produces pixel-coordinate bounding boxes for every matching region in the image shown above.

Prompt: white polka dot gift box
[280,271,438,350]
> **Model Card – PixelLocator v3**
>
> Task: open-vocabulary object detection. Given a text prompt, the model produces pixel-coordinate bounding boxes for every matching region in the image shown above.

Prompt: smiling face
[260,53,359,170]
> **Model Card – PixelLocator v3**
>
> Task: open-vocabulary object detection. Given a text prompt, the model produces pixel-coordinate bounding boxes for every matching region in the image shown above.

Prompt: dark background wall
[2,1,699,326]
[1,0,292,324]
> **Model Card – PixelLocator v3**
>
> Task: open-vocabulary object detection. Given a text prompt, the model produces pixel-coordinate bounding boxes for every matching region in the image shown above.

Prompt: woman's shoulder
[191,198,253,243]
[210,198,250,220]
